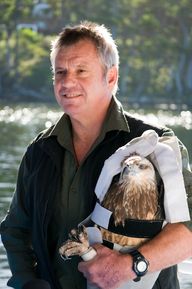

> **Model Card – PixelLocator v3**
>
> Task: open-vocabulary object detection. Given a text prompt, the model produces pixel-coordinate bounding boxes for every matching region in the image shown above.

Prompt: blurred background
[0,0,192,288]
[1,0,192,106]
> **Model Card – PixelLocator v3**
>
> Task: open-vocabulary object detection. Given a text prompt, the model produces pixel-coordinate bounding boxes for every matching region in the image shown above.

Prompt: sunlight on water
[0,105,62,127]
[0,105,192,129]
[129,109,192,130]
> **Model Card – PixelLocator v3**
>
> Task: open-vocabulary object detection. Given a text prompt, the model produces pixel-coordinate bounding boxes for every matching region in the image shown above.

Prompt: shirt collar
[44,96,130,150]
[100,96,129,135]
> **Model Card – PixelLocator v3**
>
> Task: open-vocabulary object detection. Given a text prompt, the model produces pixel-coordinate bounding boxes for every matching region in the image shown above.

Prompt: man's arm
[78,223,192,289]
[141,222,192,271]
[0,154,38,289]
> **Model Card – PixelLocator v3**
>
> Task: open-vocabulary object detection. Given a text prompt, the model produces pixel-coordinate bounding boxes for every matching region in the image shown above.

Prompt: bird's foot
[59,225,90,260]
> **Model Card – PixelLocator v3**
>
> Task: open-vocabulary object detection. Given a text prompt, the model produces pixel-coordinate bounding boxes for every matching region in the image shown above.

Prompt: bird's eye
[139,164,147,169]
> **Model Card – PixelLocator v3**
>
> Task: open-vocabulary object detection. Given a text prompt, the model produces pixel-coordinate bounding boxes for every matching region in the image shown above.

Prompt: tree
[0,0,33,97]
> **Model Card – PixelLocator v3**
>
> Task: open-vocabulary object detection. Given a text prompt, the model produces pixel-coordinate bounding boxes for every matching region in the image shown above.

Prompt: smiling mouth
[62,93,81,98]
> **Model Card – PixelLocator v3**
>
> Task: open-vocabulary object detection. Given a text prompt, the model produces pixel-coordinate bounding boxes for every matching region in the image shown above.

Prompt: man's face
[53,40,117,120]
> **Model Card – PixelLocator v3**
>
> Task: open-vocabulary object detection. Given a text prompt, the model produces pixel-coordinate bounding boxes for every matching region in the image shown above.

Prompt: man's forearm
[138,223,192,273]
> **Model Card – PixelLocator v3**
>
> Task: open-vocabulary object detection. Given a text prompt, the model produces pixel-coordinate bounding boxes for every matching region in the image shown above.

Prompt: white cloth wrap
[94,129,190,223]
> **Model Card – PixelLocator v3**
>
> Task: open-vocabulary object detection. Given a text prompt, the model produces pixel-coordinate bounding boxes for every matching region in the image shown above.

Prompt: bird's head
[120,154,155,184]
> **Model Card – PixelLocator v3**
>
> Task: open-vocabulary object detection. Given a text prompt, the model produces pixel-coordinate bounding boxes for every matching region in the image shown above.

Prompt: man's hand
[78,223,192,289]
[78,244,134,289]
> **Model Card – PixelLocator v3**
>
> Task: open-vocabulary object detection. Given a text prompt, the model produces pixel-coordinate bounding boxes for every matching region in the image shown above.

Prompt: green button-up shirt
[48,97,130,288]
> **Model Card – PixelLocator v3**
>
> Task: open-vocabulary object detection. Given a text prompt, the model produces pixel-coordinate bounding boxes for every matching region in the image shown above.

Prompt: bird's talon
[60,254,72,261]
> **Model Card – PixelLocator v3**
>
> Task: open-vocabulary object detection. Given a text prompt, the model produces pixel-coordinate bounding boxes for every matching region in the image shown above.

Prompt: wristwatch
[129,249,149,282]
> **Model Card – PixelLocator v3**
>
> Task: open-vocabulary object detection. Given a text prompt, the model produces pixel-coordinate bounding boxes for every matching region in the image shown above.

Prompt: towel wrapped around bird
[59,130,190,289]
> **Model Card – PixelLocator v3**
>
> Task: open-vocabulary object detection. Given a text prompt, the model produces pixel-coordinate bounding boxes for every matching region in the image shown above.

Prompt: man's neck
[71,108,109,164]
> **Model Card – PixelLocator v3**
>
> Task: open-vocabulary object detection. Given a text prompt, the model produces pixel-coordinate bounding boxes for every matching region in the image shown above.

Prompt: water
[0,103,192,289]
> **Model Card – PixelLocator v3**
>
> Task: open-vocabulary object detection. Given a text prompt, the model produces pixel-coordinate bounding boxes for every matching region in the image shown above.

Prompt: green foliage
[0,0,192,106]
[0,0,33,28]
[15,30,51,91]
[0,0,16,24]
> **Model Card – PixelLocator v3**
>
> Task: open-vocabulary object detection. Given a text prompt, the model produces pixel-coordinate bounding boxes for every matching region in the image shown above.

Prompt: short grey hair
[50,21,119,95]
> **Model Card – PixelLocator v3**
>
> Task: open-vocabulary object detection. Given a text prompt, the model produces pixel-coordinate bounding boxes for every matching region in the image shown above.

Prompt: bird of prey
[59,153,161,259]
[100,153,161,247]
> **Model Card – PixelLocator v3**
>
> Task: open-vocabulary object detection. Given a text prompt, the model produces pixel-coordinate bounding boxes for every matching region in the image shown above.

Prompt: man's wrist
[121,253,138,281]
[129,249,149,281]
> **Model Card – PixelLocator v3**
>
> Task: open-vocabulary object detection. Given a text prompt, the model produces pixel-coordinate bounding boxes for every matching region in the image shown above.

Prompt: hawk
[59,154,162,258]
[100,153,161,247]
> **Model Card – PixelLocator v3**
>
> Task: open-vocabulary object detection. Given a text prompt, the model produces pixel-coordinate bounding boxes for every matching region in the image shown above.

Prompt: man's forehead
[55,54,93,68]
[55,43,99,65]
[59,40,97,54]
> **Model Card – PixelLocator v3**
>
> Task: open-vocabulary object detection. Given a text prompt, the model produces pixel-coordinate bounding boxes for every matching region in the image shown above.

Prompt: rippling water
[0,103,192,289]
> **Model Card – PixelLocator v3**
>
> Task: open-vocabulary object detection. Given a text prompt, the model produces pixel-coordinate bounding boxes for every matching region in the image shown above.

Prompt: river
[0,103,192,288]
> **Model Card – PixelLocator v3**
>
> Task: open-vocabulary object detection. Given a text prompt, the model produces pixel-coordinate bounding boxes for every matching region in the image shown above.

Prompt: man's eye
[78,69,86,73]
[56,71,64,75]
[55,70,68,77]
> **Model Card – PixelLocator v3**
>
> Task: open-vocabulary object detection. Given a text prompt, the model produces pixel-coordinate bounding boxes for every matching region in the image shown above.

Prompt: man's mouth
[61,93,81,98]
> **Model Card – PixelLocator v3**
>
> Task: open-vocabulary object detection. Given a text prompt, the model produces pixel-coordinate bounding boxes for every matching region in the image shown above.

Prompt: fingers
[92,243,103,250]
[78,244,128,289]
[92,243,112,256]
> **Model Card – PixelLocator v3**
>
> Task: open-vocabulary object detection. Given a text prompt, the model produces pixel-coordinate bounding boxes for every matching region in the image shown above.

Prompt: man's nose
[62,72,77,87]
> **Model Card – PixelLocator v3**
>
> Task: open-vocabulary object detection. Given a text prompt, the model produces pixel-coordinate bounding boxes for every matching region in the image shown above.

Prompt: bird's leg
[59,225,96,261]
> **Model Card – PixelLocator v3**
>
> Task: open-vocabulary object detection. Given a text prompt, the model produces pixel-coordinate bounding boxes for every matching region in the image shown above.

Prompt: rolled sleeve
[178,139,192,230]
[182,167,192,230]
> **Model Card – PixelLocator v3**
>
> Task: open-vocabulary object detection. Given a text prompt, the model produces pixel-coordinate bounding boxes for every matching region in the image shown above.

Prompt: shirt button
[70,187,76,194]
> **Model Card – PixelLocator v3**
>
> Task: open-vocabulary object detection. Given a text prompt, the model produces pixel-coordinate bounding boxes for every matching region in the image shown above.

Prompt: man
[0,21,192,289]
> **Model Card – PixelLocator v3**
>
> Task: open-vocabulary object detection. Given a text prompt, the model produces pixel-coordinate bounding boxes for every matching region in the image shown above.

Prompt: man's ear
[106,66,118,90]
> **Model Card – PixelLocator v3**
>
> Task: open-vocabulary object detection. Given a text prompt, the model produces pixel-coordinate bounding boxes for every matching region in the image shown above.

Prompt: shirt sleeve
[180,142,192,230]
[0,153,38,289]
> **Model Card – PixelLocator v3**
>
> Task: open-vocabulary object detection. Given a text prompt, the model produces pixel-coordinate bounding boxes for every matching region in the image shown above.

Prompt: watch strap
[129,249,149,282]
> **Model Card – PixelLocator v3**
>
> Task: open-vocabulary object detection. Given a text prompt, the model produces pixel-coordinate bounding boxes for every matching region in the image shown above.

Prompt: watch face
[137,260,148,273]
[130,250,149,279]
